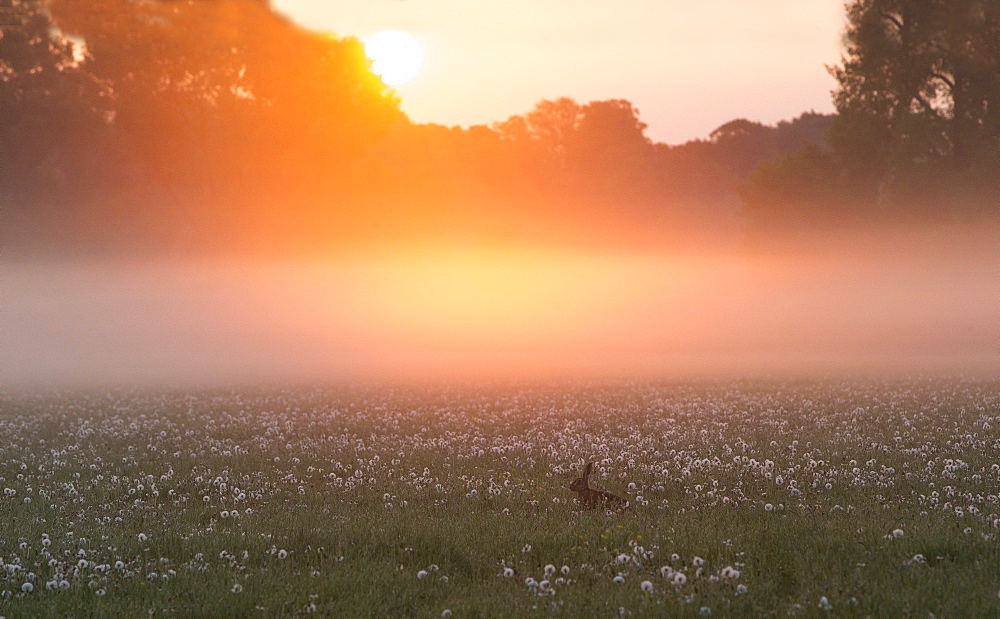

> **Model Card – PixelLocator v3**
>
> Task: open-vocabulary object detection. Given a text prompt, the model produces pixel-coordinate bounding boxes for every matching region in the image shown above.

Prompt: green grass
[1,380,998,616]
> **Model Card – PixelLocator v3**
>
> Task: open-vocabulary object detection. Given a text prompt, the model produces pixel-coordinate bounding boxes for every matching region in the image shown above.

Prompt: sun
[364,31,423,86]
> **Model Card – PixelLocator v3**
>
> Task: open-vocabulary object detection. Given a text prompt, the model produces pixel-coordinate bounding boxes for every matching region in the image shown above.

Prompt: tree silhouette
[27,0,408,253]
[569,99,652,173]
[743,0,999,239]
[1,0,113,252]
[11,0,957,257]
[1,1,107,183]
[829,0,1000,213]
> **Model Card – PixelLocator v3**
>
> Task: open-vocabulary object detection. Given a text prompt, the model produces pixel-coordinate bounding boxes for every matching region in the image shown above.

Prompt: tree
[49,0,403,192]
[742,0,998,240]
[569,99,652,173]
[0,0,108,193]
[829,0,1000,214]
[495,97,583,178]
[1,0,116,256]
[37,0,407,253]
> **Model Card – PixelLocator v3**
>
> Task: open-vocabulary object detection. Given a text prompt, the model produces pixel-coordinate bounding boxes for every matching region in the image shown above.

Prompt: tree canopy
[3,0,991,257]
[743,0,999,235]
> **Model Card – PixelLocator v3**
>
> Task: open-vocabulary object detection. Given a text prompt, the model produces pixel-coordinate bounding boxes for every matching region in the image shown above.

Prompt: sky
[271,0,846,144]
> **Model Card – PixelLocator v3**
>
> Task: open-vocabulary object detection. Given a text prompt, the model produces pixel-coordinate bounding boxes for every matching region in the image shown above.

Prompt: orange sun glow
[364,30,423,86]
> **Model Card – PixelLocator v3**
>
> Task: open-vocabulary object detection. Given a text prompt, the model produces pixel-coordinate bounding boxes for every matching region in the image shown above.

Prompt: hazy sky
[271,0,846,144]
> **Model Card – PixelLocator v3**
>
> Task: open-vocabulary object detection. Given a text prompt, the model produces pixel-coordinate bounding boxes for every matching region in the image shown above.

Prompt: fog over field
[4,227,996,389]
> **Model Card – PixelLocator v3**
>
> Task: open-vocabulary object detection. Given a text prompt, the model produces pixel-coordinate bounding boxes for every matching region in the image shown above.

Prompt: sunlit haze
[4,0,997,388]
[272,0,844,143]
[4,232,997,389]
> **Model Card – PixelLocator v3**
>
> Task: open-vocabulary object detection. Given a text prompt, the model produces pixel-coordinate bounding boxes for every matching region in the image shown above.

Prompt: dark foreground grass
[1,380,998,616]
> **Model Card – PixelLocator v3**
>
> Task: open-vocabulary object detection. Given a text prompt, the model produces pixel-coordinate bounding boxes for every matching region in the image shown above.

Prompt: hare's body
[569,462,628,511]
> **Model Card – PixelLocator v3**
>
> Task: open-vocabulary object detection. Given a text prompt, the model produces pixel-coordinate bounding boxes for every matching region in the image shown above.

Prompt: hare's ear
[583,462,593,481]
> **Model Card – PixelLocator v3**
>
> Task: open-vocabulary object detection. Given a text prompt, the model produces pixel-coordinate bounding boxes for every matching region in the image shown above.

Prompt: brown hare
[569,462,628,511]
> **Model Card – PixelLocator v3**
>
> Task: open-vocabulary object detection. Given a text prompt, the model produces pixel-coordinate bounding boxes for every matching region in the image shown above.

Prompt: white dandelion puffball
[892,528,904,538]
[138,533,148,542]
[231,583,243,593]
[672,572,687,586]
[22,582,34,593]
[503,567,514,578]
[417,570,429,580]
[277,549,288,559]
[641,580,653,592]
[613,575,625,584]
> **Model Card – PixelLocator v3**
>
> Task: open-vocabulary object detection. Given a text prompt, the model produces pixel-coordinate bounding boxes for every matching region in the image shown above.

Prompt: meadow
[2,379,999,617]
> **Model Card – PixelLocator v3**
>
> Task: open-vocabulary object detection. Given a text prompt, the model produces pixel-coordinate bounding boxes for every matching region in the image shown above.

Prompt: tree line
[1,0,996,257]
[743,0,999,239]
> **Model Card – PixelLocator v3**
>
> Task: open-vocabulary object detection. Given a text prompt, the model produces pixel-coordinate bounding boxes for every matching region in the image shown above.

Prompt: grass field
[2,379,999,616]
